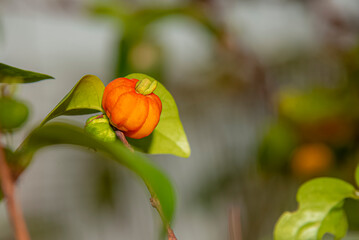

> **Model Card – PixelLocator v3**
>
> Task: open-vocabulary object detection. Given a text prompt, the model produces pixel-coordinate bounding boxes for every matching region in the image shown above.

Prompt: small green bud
[0,97,29,131]
[85,115,116,142]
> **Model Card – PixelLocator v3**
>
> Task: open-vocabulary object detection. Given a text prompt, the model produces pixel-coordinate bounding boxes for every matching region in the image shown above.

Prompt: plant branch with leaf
[0,63,190,240]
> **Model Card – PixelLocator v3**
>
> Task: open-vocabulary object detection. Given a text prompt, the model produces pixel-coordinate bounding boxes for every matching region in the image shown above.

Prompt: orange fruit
[102,77,162,139]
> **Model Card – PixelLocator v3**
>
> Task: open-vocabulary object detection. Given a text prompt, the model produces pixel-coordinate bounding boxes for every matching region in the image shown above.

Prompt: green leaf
[13,122,176,226]
[355,163,359,188]
[274,178,358,240]
[125,73,190,158]
[0,63,54,83]
[41,75,105,126]
[318,207,348,239]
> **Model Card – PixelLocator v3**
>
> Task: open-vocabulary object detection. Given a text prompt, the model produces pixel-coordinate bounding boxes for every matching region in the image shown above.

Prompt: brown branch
[0,132,31,240]
[167,227,177,240]
[114,130,134,152]
[150,197,178,240]
[229,206,242,240]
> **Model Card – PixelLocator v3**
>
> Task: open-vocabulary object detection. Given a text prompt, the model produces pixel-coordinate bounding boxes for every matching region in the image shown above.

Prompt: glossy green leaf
[0,63,54,83]
[13,122,176,226]
[125,73,190,158]
[274,178,358,240]
[41,75,105,126]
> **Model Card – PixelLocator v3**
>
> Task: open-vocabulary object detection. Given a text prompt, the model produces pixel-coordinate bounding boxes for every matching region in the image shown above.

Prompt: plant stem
[167,227,177,240]
[0,132,31,240]
[115,130,134,152]
[150,197,177,240]
[229,206,242,240]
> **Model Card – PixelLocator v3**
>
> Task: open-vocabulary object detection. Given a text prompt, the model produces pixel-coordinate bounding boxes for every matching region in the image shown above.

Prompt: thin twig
[229,206,242,240]
[0,132,31,240]
[167,227,177,240]
[151,197,178,240]
[115,130,134,152]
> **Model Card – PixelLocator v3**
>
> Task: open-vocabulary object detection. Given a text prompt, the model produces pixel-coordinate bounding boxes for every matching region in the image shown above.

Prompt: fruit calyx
[135,78,157,95]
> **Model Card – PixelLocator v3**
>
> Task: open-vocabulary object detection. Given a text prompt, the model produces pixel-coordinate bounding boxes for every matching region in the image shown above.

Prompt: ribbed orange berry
[102,77,162,139]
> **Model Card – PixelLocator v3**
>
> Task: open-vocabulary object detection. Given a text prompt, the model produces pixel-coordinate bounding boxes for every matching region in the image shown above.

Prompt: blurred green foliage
[90,1,221,82]
[257,42,359,181]
[258,121,298,173]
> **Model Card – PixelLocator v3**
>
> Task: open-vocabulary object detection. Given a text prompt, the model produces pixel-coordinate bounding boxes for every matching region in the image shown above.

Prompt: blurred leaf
[13,122,176,226]
[115,35,133,77]
[90,2,220,37]
[258,121,298,173]
[89,2,127,19]
[279,88,359,124]
[274,178,358,240]
[90,3,221,81]
[318,207,348,239]
[41,75,105,126]
[125,73,190,158]
[0,63,53,83]
[356,164,359,188]
[344,198,359,231]
[132,6,220,38]
[0,98,29,131]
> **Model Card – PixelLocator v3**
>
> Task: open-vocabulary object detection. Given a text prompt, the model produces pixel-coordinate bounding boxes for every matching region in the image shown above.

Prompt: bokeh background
[1,0,359,239]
